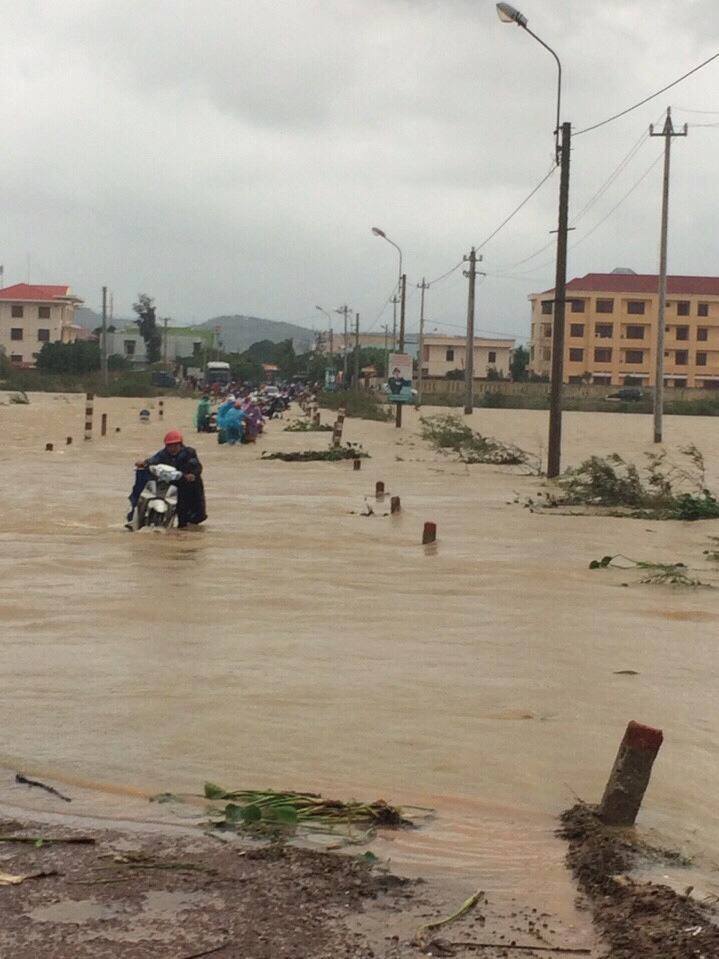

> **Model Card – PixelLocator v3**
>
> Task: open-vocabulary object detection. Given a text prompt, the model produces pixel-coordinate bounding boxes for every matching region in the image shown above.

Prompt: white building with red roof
[0,283,84,367]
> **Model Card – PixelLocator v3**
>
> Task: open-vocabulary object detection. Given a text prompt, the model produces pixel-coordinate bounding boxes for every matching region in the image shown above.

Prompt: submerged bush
[554,446,719,520]
[420,413,531,466]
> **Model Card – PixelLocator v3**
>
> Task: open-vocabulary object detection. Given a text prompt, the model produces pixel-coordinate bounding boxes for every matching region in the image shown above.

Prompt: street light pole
[497,2,568,477]
[396,273,407,428]
[335,305,351,387]
[315,305,333,356]
[417,278,429,407]
[372,227,403,351]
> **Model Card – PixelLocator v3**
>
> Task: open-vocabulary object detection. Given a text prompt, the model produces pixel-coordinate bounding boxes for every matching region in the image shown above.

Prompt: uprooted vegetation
[540,446,719,520]
[588,554,713,588]
[283,419,334,432]
[420,414,536,468]
[261,442,369,462]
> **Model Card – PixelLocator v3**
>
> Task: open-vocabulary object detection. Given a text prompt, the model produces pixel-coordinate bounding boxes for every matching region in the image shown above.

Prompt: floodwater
[1,393,718,899]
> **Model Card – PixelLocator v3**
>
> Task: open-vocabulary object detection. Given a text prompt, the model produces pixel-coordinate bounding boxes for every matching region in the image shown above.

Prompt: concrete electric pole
[650,107,687,444]
[354,312,360,391]
[463,249,481,415]
[395,274,407,428]
[101,286,108,387]
[416,277,429,407]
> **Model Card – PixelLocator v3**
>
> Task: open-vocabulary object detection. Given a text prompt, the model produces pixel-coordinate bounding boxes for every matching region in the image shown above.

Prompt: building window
[696,352,708,366]
[596,299,614,314]
[676,325,689,341]
[11,304,23,318]
[594,347,612,363]
[570,323,584,338]
[530,345,535,361]
[38,306,51,319]
[698,303,709,317]
[571,299,585,313]
[542,324,552,338]
[624,376,644,386]
[625,350,644,364]
[698,327,708,341]
[627,301,646,315]
[568,375,584,383]
[542,347,551,361]
[10,328,23,341]
[10,354,23,364]
[541,300,553,315]
[124,340,136,356]
[625,325,645,339]
[677,301,690,316]
[675,350,688,366]
[569,348,584,362]
[595,323,613,339]
[37,328,50,342]
[593,375,612,384]
[488,351,496,363]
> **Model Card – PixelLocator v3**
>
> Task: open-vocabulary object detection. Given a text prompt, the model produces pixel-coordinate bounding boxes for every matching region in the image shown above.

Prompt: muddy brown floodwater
[1,393,718,908]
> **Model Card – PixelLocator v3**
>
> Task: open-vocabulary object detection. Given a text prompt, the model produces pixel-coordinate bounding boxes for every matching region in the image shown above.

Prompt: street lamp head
[496,3,528,27]
[371,227,386,238]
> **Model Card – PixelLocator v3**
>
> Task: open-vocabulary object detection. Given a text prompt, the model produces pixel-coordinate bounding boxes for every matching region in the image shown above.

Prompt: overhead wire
[574,51,719,136]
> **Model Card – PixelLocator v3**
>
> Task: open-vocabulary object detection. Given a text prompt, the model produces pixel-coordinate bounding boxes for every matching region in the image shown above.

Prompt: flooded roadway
[1,393,718,902]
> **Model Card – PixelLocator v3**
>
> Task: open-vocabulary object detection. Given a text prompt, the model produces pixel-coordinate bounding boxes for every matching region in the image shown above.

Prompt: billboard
[385,352,413,404]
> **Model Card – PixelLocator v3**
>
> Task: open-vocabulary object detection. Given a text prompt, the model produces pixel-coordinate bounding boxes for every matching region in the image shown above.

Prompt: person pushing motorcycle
[126,429,207,530]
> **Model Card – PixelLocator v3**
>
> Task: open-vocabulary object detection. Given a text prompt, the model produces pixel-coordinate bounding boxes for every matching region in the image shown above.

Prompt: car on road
[606,387,645,402]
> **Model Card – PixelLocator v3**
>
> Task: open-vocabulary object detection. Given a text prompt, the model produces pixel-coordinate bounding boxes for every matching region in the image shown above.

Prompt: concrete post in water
[101,413,108,436]
[422,521,437,544]
[158,399,164,419]
[390,496,401,514]
[375,481,385,500]
[353,458,361,471]
[598,721,664,827]
[84,393,94,441]
[115,427,121,433]
[332,408,346,448]
[66,436,73,446]
[45,442,54,452]
[313,409,321,426]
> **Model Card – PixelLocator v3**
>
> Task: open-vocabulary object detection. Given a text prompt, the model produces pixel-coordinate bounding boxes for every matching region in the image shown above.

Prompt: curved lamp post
[371,227,407,427]
[497,2,570,478]
[315,305,333,355]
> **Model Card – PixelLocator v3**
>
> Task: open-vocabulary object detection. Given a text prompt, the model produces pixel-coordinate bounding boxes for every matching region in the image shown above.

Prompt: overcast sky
[2,0,717,340]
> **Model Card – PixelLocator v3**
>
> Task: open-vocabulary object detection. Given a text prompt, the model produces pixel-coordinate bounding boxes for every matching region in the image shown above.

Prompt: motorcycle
[132,463,182,529]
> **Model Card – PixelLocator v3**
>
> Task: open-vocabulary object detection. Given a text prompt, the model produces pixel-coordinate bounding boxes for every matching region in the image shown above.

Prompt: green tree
[36,341,101,374]
[510,344,530,382]
[132,294,162,364]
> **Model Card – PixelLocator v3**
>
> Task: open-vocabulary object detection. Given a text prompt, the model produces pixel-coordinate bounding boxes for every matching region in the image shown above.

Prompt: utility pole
[391,294,399,351]
[463,249,481,415]
[163,315,169,367]
[417,277,429,407]
[395,274,407,428]
[354,312,360,391]
[328,324,334,356]
[336,305,351,388]
[650,107,687,444]
[546,121,572,478]
[101,286,108,387]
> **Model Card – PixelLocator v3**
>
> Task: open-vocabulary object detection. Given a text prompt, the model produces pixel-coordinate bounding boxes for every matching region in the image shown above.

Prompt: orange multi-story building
[529,271,719,388]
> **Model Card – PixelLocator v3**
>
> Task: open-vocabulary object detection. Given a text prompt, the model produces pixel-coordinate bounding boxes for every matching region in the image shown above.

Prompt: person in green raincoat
[196,394,212,432]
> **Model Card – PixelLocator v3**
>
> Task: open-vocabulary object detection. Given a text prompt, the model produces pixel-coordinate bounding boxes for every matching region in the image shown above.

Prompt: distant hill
[197,315,315,354]
[74,306,132,331]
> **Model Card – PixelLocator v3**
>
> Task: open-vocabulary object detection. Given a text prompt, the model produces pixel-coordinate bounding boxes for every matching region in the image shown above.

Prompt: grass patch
[419,413,533,467]
[319,390,393,422]
[549,446,719,520]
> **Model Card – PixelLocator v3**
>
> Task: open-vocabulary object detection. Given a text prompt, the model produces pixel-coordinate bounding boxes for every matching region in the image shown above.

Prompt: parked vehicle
[606,387,645,402]
[204,361,231,389]
[151,371,177,388]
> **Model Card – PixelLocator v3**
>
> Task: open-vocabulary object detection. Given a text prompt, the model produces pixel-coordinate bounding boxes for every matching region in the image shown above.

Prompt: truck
[204,361,231,389]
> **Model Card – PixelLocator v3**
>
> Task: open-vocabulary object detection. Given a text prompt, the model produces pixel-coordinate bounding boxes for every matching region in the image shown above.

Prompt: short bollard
[45,442,54,452]
[598,721,664,827]
[422,521,437,544]
[375,481,385,500]
[84,392,94,441]
[115,427,121,433]
[158,400,164,419]
[101,412,108,436]
[353,458,361,471]
[390,496,401,514]
[66,436,73,446]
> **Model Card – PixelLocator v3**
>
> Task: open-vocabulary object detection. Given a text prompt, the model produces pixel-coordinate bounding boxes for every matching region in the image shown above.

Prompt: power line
[574,51,719,136]
[427,259,463,286]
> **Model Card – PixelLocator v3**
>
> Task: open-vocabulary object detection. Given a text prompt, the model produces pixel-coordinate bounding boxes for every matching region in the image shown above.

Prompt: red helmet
[164,429,183,445]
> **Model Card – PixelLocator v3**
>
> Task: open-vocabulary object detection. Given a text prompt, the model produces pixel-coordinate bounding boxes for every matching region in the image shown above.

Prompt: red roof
[0,283,71,301]
[537,273,719,297]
